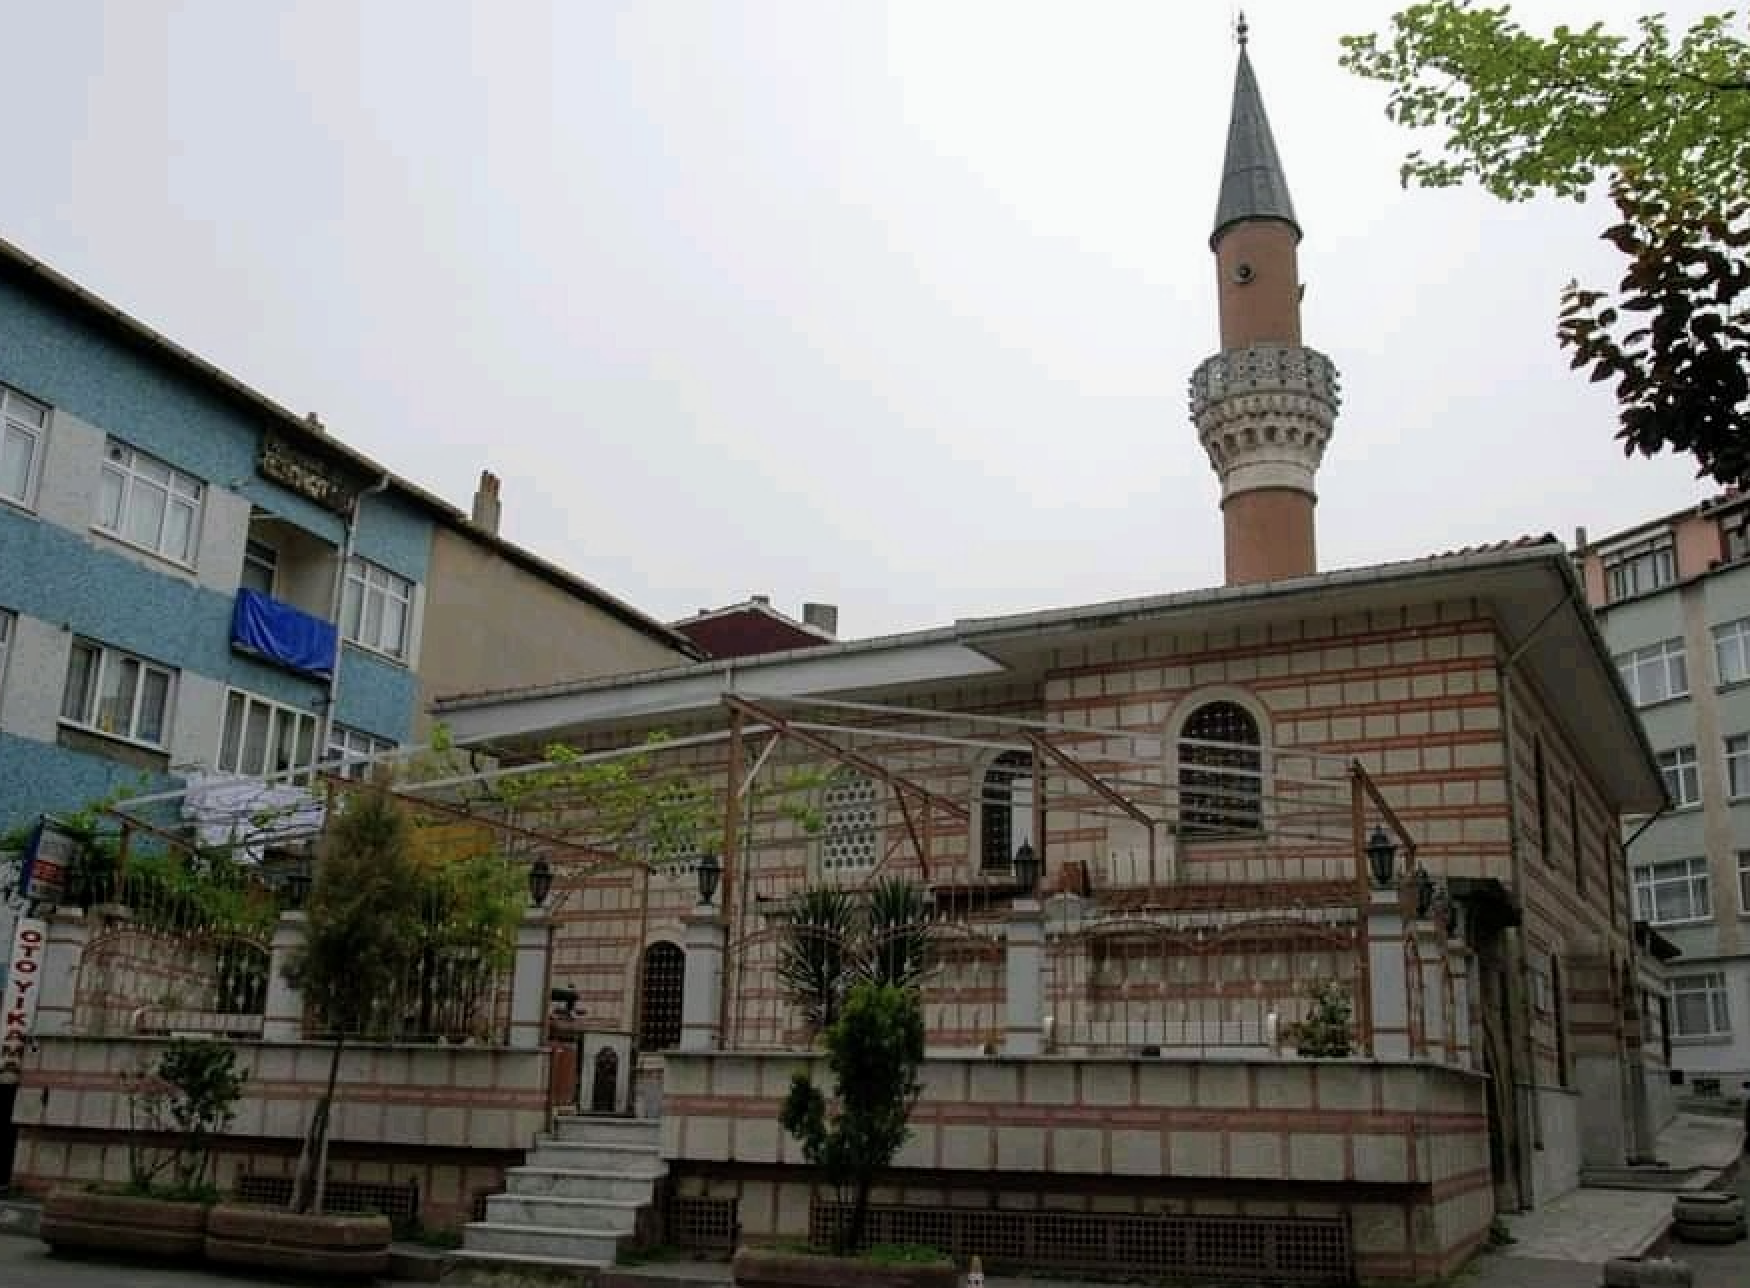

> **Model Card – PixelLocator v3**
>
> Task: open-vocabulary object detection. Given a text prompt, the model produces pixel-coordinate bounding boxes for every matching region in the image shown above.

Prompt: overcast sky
[4,1,1726,639]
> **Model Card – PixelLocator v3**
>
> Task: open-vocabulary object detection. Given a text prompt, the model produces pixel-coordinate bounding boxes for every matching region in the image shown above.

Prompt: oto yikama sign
[0,916,47,1083]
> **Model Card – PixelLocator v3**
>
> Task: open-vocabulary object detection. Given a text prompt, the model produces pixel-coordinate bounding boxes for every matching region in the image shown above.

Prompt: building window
[1603,534,1676,602]
[1658,746,1702,807]
[217,690,319,778]
[1717,618,1750,688]
[820,770,879,872]
[1633,856,1711,925]
[1727,735,1750,799]
[1566,780,1581,888]
[60,639,174,748]
[980,750,1035,871]
[329,724,396,780]
[0,608,13,696]
[1737,852,1750,915]
[0,385,48,508]
[96,440,205,566]
[341,556,414,660]
[1179,701,1263,835]
[1671,972,1731,1039]
[1724,512,1750,564]
[1616,638,1688,707]
[240,538,278,596]
[638,941,685,1051]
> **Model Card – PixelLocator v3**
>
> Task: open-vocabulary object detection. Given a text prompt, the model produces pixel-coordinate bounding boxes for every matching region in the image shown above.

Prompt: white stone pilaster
[1415,922,1447,1063]
[34,909,90,1036]
[1447,938,1475,1069]
[1005,899,1045,1056]
[262,911,307,1042]
[508,909,553,1051]
[1367,890,1411,1060]
[680,905,726,1052]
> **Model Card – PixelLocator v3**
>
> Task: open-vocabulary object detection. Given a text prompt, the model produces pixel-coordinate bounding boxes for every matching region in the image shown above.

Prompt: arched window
[638,942,685,1051]
[1178,701,1263,835]
[820,769,879,874]
[980,750,1035,871]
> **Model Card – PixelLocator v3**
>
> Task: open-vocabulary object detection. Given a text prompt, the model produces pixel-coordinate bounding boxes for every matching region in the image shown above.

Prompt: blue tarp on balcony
[231,588,337,678]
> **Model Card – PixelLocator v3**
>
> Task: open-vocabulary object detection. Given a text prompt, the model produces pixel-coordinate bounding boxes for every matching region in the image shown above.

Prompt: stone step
[446,1247,612,1280]
[486,1193,643,1231]
[551,1115,662,1147]
[461,1220,623,1264]
[506,1165,666,1202]
[526,1139,663,1174]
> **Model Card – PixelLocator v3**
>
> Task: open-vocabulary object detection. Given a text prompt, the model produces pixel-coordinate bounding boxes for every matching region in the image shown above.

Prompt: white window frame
[1603,534,1676,602]
[0,608,13,699]
[328,724,396,780]
[0,385,48,511]
[96,439,205,567]
[216,689,320,779]
[1716,618,1750,688]
[1737,851,1750,916]
[1727,734,1750,800]
[819,770,880,874]
[340,556,416,661]
[59,639,176,750]
[1616,638,1688,707]
[1633,856,1712,926]
[240,538,279,597]
[1671,972,1731,1040]
[1657,745,1702,808]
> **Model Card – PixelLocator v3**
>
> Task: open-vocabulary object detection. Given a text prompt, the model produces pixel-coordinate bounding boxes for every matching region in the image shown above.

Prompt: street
[0,1235,320,1287]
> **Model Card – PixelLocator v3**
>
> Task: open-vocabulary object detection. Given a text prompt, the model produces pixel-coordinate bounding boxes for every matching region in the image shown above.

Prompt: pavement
[2,1113,1748,1286]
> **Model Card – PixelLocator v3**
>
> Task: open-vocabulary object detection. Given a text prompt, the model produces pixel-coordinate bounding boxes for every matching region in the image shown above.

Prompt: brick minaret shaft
[1189,18,1341,586]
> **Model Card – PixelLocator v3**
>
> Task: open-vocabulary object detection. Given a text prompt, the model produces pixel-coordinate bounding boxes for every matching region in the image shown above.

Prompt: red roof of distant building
[670,600,835,659]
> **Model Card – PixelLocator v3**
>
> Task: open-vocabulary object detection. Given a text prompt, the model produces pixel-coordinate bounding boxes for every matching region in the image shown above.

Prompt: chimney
[751,594,771,606]
[471,470,502,535]
[1573,525,1589,554]
[803,602,839,637]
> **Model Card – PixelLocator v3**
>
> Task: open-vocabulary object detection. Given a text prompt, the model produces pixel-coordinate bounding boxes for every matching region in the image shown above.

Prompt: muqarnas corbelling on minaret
[1188,15,1341,586]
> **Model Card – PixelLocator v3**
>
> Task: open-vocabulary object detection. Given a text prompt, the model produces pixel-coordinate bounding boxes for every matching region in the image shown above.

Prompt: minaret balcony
[1188,344,1341,421]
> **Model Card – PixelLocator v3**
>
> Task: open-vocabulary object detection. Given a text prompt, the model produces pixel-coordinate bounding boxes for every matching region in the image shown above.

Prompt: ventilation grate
[810,1200,1351,1284]
[234,1173,421,1228]
[668,1195,739,1251]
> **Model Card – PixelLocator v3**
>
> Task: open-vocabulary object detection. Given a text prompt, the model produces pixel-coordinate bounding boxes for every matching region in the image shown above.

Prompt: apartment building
[0,236,694,843]
[1578,491,1750,1090]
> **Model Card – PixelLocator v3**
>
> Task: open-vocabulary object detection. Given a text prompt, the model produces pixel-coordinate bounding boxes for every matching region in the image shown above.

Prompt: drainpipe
[319,474,391,760]
[1495,590,1570,1208]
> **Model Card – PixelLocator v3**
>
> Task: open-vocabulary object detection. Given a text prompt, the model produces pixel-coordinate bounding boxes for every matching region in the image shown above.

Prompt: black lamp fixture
[1414,864,1436,920]
[1012,841,1040,896]
[696,853,723,906]
[1365,826,1398,888]
[528,856,554,908]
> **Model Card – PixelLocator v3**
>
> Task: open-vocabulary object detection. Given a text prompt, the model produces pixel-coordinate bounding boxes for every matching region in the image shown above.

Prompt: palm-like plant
[778,879,935,1037]
[857,876,934,992]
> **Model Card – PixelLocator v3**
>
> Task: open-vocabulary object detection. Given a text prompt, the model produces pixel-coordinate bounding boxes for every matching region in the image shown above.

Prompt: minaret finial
[1235,11,1248,48]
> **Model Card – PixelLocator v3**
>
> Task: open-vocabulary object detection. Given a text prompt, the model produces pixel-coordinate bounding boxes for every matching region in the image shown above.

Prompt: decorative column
[1446,936,1475,1069]
[680,903,727,1052]
[261,910,307,1042]
[1366,890,1411,1060]
[508,908,553,1051]
[1415,920,1448,1064]
[1004,898,1045,1056]
[32,909,91,1037]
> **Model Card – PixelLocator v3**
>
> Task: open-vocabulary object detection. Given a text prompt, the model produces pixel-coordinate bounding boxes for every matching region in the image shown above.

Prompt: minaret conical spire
[1211,23,1300,248]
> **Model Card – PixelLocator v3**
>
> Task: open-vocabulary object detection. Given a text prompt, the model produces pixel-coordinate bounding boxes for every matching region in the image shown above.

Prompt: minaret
[1189,16,1341,586]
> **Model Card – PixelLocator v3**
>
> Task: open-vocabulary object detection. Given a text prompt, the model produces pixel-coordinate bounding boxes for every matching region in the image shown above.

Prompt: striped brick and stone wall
[661,1051,1491,1283]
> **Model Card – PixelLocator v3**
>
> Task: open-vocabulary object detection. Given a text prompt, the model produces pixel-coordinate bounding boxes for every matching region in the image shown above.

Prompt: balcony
[231,588,337,679]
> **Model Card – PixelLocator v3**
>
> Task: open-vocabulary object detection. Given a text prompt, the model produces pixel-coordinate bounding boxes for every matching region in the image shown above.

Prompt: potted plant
[41,1037,245,1260]
[206,783,424,1278]
[1290,979,1355,1058]
[733,982,954,1288]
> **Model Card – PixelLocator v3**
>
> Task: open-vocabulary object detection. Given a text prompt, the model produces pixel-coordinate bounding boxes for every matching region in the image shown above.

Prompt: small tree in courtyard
[282,784,425,1213]
[779,981,926,1254]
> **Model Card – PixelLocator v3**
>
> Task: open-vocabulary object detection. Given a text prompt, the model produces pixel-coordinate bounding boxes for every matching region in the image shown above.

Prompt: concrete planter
[733,1246,958,1288]
[205,1202,391,1279]
[39,1188,209,1260]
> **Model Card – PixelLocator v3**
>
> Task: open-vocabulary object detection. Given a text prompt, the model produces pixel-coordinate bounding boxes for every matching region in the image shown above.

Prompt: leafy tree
[122,1038,247,1200]
[1341,4,1750,486]
[779,982,926,1254]
[777,878,936,1037]
[282,784,426,1213]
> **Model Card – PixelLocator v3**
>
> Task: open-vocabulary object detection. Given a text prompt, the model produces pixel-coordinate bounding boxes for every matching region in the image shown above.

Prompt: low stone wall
[10,1036,553,1229]
[661,1052,1492,1284]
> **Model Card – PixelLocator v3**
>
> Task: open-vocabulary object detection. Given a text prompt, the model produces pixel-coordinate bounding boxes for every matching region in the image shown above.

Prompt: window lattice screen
[821,772,878,872]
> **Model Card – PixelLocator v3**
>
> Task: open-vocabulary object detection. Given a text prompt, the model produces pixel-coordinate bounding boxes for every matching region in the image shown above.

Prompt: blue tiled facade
[0,267,428,836]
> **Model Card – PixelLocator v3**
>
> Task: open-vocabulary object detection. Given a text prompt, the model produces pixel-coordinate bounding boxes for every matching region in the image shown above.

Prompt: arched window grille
[638,941,685,1051]
[980,750,1035,870]
[1178,701,1263,835]
[820,770,878,873]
